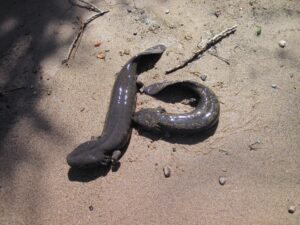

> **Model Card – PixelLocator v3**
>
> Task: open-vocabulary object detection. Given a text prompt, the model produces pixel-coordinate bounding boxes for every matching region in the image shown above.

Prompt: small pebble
[200,74,207,81]
[47,90,52,95]
[184,34,192,40]
[133,32,137,36]
[164,9,170,14]
[148,23,160,32]
[96,52,105,60]
[163,166,171,178]
[172,147,176,152]
[181,98,196,105]
[123,49,130,55]
[168,24,176,29]
[127,8,132,13]
[219,176,226,185]
[279,40,286,48]
[288,205,296,214]
[94,41,101,47]
[214,10,221,17]
[271,84,277,89]
[80,107,85,112]
[256,26,262,36]
[89,205,94,211]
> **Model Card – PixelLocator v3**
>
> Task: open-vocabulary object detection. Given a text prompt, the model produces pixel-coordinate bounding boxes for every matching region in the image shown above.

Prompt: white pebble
[288,205,296,214]
[165,9,170,14]
[200,74,207,81]
[219,176,226,185]
[279,40,286,48]
[163,166,171,178]
[271,84,277,89]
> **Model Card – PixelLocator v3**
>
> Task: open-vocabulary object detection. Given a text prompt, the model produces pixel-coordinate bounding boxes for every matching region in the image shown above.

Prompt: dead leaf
[94,41,101,47]
[96,52,105,59]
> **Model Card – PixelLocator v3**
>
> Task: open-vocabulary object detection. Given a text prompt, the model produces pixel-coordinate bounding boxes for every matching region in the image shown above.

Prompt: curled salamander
[133,81,220,133]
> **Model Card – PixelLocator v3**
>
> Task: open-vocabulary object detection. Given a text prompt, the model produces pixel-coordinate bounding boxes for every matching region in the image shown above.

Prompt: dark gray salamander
[133,81,220,133]
[67,45,166,168]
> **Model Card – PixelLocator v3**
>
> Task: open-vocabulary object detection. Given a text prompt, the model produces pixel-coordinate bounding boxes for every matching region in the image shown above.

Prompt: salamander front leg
[136,80,145,93]
[111,150,122,165]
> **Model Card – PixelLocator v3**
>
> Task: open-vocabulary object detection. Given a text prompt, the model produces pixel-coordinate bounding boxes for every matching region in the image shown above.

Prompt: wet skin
[66,45,166,168]
[133,81,220,134]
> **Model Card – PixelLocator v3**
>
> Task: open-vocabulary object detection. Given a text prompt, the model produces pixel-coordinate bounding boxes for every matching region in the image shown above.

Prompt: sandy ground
[0,0,300,224]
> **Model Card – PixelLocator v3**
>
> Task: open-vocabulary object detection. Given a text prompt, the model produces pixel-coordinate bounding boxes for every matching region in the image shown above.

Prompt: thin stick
[5,86,27,93]
[63,1,109,64]
[207,51,230,65]
[248,140,261,151]
[0,86,27,96]
[68,0,102,13]
[165,25,237,74]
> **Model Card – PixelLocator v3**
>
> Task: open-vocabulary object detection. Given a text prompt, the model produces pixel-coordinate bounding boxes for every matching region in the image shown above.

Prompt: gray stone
[163,166,171,178]
[219,176,226,185]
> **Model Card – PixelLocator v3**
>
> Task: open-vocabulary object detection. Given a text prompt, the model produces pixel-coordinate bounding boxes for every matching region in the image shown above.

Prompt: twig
[63,1,109,64]
[219,149,230,155]
[7,86,27,93]
[68,0,102,12]
[207,51,230,65]
[248,140,261,151]
[0,86,27,96]
[166,25,237,74]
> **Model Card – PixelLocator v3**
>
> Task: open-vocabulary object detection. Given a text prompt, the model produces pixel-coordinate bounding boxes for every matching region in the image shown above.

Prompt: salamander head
[67,140,111,168]
[133,107,166,132]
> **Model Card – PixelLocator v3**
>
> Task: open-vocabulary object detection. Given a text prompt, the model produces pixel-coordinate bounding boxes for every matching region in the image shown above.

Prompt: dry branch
[68,0,102,12]
[0,86,27,96]
[166,25,237,74]
[63,0,109,64]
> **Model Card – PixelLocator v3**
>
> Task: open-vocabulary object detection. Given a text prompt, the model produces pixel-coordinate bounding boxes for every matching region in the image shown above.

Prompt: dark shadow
[136,50,165,74]
[146,83,198,106]
[0,1,75,157]
[0,0,82,222]
[68,165,111,182]
[67,155,122,182]
[111,162,121,172]
[276,49,300,70]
